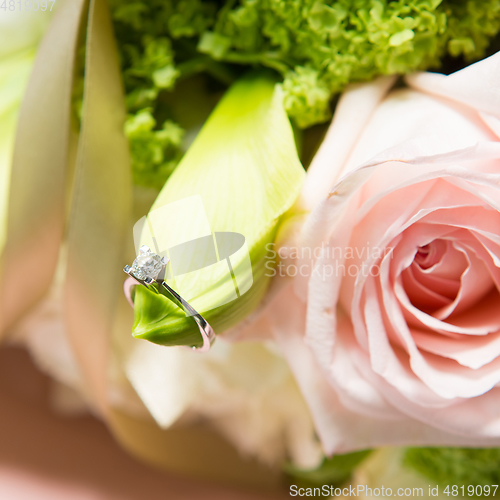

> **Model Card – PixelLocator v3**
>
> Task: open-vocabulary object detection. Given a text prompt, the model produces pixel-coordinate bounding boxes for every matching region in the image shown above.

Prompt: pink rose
[244,53,500,453]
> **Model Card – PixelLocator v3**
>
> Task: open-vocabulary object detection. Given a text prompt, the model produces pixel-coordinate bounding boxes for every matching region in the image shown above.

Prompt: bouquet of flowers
[3,0,500,495]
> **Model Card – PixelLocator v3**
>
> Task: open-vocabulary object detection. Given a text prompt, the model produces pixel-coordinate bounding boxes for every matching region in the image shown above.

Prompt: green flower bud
[132,73,305,348]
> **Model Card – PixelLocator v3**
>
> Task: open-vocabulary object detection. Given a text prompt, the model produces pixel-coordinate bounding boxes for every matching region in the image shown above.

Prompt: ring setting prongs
[123,245,167,288]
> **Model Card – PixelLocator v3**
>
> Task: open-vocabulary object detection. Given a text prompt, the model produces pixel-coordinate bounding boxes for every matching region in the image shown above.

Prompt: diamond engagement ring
[123,245,216,352]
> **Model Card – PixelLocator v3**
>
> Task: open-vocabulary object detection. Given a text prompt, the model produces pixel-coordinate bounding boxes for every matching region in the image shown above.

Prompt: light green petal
[132,73,305,347]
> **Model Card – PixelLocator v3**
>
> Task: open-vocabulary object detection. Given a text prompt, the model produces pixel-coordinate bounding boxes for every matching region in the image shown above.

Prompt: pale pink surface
[243,52,500,454]
[0,347,288,500]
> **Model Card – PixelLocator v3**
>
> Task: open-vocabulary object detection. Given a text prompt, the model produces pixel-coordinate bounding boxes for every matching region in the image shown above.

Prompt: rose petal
[363,277,455,405]
[432,242,494,320]
[344,90,496,175]
[397,279,500,336]
[413,328,500,370]
[402,265,455,312]
[406,52,500,119]
[299,76,396,210]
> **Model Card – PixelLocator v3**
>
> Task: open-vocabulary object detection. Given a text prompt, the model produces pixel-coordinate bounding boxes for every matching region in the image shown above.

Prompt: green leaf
[404,447,500,490]
[285,450,372,488]
[132,72,305,347]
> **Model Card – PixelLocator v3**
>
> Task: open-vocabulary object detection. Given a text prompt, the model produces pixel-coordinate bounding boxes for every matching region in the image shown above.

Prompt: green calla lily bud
[132,73,305,348]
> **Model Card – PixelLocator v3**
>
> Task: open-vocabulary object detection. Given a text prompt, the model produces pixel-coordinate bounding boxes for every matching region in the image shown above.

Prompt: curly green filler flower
[124,109,184,190]
[110,0,500,186]
[205,0,500,127]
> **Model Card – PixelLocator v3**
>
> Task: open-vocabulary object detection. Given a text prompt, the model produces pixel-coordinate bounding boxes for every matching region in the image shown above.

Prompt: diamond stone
[131,250,163,281]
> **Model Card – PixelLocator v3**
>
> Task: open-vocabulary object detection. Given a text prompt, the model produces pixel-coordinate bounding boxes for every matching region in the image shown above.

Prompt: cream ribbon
[0,0,87,335]
[64,0,132,417]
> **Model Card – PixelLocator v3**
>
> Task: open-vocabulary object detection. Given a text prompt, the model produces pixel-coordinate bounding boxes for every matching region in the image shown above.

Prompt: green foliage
[285,450,372,488]
[109,0,500,188]
[404,447,500,492]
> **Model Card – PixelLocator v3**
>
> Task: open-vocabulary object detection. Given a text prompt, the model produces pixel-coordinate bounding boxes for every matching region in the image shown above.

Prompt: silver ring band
[123,246,215,352]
